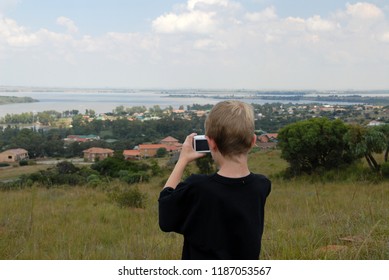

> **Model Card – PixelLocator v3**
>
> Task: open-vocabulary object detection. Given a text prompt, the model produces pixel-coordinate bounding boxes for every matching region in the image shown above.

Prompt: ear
[251,134,257,147]
[206,136,218,151]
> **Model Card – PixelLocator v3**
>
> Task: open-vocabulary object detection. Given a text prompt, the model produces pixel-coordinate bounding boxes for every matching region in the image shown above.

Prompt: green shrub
[86,174,102,187]
[109,187,147,208]
[381,162,389,178]
[0,163,10,167]
[19,160,29,166]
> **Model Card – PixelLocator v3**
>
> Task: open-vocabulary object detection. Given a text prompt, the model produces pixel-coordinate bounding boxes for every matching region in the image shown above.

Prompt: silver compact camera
[193,135,210,153]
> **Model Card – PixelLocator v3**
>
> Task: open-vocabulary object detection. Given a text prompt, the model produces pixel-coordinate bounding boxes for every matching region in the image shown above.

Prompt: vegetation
[1,150,388,260]
[1,102,389,260]
[0,115,206,158]
[0,95,38,105]
[278,119,389,176]
[278,118,352,175]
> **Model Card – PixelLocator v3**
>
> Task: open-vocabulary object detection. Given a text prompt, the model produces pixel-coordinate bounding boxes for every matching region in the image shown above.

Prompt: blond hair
[205,100,255,157]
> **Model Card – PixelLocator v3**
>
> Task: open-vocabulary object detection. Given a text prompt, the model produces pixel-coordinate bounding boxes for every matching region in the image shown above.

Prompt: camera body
[193,135,210,153]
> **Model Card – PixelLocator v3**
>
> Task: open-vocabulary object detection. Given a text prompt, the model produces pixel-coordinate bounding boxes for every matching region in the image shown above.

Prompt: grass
[1,150,389,259]
[0,164,54,180]
[263,179,389,259]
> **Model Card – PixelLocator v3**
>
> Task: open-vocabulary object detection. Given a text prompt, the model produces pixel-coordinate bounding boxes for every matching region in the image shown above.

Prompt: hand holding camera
[193,135,210,153]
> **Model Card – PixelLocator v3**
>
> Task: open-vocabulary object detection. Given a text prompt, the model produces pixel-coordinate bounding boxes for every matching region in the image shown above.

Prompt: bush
[87,174,102,187]
[0,163,10,167]
[109,187,147,208]
[19,160,29,166]
[381,162,389,178]
[278,118,351,175]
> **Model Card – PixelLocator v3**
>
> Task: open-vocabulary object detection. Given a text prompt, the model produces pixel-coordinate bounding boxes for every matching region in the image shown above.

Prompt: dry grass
[1,150,388,259]
[263,178,389,259]
[0,164,54,180]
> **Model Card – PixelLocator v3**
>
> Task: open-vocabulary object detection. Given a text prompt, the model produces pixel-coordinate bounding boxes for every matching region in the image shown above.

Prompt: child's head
[205,100,255,157]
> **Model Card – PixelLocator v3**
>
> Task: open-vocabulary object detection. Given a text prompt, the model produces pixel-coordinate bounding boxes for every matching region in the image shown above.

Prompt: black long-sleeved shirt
[158,172,271,260]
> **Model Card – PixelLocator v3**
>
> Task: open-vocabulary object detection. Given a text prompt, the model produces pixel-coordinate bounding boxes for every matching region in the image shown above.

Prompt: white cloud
[1,0,389,89]
[306,15,336,32]
[152,10,218,34]
[187,0,240,11]
[0,17,39,47]
[346,2,384,19]
[152,0,243,35]
[56,16,78,33]
[246,6,277,22]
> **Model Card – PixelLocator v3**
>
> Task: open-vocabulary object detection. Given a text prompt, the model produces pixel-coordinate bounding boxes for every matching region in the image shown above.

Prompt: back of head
[205,100,255,157]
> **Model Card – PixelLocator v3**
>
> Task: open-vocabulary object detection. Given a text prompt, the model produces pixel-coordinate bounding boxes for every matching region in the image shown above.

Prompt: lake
[0,91,215,117]
[0,89,373,118]
[0,90,300,117]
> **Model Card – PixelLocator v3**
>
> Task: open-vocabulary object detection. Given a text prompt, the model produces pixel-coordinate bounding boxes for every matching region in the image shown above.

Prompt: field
[0,164,55,181]
[1,150,388,259]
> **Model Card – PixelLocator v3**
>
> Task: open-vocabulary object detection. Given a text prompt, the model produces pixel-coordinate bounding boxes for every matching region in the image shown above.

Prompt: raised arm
[163,133,205,189]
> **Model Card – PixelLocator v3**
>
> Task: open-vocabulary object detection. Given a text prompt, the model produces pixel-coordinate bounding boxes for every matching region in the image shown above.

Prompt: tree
[344,124,386,172]
[156,147,167,158]
[11,128,45,158]
[278,118,351,175]
[373,124,389,162]
[56,161,78,174]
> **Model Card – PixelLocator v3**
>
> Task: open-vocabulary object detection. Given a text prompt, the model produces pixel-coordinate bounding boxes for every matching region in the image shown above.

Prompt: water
[1,89,383,118]
[0,91,219,117]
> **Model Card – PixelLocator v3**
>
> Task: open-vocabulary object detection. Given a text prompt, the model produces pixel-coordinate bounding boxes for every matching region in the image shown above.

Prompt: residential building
[257,133,278,150]
[64,134,100,144]
[123,136,182,159]
[83,147,114,162]
[257,133,279,143]
[160,136,179,145]
[123,149,141,160]
[0,148,29,163]
[138,144,167,158]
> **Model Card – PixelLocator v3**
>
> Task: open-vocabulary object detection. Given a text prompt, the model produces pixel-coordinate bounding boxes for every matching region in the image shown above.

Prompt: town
[1,101,389,165]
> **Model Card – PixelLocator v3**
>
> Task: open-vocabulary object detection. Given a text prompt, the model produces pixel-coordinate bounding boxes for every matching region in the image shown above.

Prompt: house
[257,133,278,143]
[123,136,183,159]
[123,149,141,160]
[0,148,29,163]
[83,147,114,162]
[257,133,278,150]
[138,144,167,158]
[160,136,179,146]
[160,136,183,152]
[64,134,100,144]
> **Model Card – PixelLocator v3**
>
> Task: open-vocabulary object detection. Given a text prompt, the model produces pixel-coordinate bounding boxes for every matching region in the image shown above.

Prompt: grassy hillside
[1,150,388,259]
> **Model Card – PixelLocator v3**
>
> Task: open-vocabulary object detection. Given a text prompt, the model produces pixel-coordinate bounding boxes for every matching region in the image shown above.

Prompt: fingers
[184,133,197,146]
[185,133,197,141]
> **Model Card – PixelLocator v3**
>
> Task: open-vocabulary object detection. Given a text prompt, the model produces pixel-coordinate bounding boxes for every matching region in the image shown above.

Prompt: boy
[158,100,271,260]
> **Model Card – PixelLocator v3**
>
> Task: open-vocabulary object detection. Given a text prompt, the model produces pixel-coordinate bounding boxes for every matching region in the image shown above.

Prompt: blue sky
[1,0,389,89]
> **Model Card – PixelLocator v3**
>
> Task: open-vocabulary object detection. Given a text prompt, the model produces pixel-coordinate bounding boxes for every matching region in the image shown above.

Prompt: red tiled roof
[0,148,28,155]
[266,133,278,138]
[139,144,166,150]
[123,150,140,156]
[166,145,181,151]
[83,147,114,154]
[160,136,179,143]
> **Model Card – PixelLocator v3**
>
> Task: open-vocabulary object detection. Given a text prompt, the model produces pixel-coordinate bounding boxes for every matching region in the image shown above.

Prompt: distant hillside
[0,96,38,105]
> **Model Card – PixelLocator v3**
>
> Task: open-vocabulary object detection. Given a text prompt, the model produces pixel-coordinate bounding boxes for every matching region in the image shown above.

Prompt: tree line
[2,104,389,179]
[0,114,206,159]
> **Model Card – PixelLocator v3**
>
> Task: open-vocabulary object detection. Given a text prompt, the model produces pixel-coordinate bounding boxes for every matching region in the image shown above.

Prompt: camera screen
[196,139,209,152]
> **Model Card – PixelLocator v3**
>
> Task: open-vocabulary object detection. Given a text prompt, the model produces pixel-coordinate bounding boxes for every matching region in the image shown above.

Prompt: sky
[1,0,389,90]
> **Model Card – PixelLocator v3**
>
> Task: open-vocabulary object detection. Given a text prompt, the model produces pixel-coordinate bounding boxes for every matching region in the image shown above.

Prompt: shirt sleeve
[158,183,191,233]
